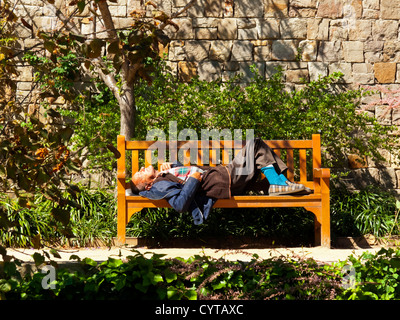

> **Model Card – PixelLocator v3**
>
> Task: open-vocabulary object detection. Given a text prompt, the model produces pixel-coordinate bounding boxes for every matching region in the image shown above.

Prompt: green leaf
[390,258,400,269]
[77,0,86,14]
[106,258,123,268]
[82,257,97,267]
[212,280,227,290]
[89,39,105,58]
[134,282,148,293]
[69,254,81,262]
[184,290,197,300]
[50,248,61,259]
[0,280,12,293]
[59,127,74,143]
[32,252,45,267]
[107,41,120,55]
[164,269,177,283]
[51,208,70,226]
[167,287,179,300]
[153,274,163,283]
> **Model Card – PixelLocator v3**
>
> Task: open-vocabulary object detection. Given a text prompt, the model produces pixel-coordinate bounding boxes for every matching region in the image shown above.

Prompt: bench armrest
[313,168,330,179]
[313,168,330,194]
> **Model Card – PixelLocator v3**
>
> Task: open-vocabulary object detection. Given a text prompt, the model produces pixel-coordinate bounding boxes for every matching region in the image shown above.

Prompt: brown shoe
[269,181,305,195]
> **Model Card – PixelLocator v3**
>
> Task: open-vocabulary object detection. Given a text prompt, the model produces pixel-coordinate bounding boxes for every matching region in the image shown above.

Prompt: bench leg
[117,207,143,245]
[305,206,330,248]
[117,201,127,245]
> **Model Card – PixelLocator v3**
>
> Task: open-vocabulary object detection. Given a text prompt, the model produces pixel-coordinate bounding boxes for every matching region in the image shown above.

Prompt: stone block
[328,63,353,83]
[234,0,264,17]
[363,0,379,10]
[374,62,397,84]
[343,41,364,63]
[271,40,297,61]
[231,40,254,61]
[108,4,127,17]
[174,18,194,39]
[254,45,271,61]
[258,19,280,39]
[217,18,237,39]
[308,62,328,81]
[198,61,222,80]
[204,0,224,17]
[178,61,198,81]
[209,40,233,61]
[288,7,316,17]
[238,28,258,40]
[392,107,400,125]
[347,154,368,169]
[264,0,289,17]
[372,20,398,41]
[317,41,342,62]
[352,63,374,84]
[237,18,256,29]
[299,40,317,61]
[329,20,348,41]
[345,0,363,18]
[279,18,307,39]
[290,0,317,7]
[348,20,372,42]
[265,62,287,77]
[307,18,329,40]
[383,41,400,63]
[375,105,392,125]
[184,41,211,61]
[286,69,309,83]
[340,168,397,190]
[238,62,265,81]
[316,0,343,18]
[168,44,186,61]
[380,0,400,19]
[195,28,218,39]
[362,8,379,19]
[188,0,206,17]
[193,17,220,27]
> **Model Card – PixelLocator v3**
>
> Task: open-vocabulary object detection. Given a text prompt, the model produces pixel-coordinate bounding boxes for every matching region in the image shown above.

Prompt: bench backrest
[117,134,322,189]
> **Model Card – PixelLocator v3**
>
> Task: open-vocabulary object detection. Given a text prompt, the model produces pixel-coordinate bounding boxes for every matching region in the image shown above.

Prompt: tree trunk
[119,83,136,140]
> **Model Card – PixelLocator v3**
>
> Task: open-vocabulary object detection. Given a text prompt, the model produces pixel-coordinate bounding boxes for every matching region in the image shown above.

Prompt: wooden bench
[116,134,331,248]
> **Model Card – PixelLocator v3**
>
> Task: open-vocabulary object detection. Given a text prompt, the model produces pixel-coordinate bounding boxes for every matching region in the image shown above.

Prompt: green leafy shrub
[331,186,399,237]
[0,187,116,248]
[135,64,397,168]
[3,248,400,300]
[127,207,314,245]
[0,249,343,300]
[336,248,400,300]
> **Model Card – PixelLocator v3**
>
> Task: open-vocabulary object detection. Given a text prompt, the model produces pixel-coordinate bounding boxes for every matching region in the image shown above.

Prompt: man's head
[130,165,158,193]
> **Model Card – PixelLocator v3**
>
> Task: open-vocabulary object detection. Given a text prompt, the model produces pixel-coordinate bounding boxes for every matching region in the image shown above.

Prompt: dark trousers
[227,138,288,195]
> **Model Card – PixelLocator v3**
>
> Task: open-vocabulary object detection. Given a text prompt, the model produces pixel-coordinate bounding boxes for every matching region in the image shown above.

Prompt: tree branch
[159,0,198,30]
[97,0,118,39]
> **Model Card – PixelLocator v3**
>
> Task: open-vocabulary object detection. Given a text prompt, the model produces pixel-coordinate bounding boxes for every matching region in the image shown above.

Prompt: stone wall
[11,0,400,191]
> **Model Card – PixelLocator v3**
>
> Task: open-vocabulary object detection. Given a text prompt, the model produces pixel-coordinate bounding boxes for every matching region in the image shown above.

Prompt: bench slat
[125,139,313,150]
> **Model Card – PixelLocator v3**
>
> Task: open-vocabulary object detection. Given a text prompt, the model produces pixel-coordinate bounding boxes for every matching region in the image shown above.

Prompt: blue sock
[261,165,288,186]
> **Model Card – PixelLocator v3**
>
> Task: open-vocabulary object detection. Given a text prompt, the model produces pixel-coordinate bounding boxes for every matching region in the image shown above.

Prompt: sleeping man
[130,138,308,225]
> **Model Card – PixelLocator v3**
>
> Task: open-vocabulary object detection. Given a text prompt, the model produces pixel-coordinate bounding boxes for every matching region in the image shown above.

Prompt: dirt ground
[3,243,384,265]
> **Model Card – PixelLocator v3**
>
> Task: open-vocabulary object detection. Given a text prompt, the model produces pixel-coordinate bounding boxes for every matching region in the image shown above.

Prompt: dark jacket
[139,163,217,225]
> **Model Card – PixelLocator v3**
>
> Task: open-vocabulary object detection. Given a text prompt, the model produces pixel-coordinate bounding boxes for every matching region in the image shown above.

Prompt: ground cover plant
[0,187,116,248]
[1,247,400,300]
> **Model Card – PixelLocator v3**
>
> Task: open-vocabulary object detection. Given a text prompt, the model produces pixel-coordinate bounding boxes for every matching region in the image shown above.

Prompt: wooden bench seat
[117,134,331,247]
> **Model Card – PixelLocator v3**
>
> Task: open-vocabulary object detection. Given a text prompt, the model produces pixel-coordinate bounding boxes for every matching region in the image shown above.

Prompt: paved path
[3,245,383,264]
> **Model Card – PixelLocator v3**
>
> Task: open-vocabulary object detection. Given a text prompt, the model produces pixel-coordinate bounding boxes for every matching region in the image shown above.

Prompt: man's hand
[159,162,173,171]
[190,171,202,181]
